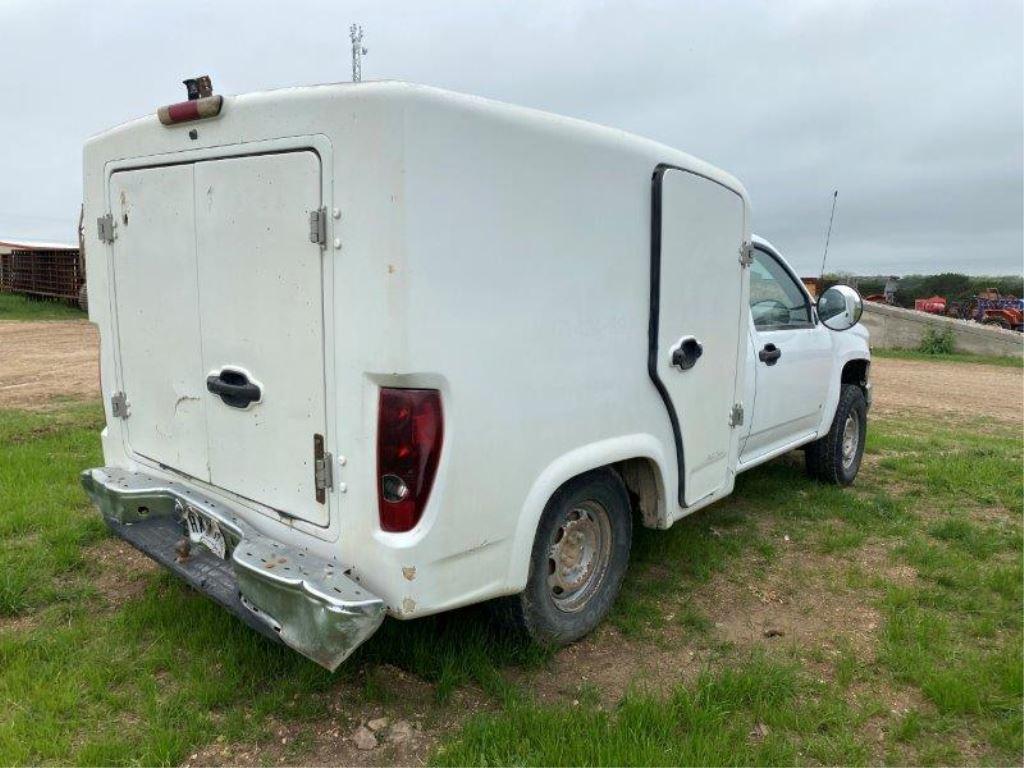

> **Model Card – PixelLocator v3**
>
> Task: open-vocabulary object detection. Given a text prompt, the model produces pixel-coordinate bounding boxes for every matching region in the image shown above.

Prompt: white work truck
[81,81,871,670]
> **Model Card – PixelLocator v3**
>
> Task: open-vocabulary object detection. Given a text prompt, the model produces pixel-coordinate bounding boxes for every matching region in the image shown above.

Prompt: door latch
[758,343,782,366]
[670,336,703,371]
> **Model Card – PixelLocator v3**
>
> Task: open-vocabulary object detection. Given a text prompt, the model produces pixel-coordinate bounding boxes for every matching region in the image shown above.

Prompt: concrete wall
[862,302,1022,357]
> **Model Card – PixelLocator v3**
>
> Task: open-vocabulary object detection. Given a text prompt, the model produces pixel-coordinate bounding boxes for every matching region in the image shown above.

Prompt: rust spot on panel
[402,566,416,581]
[401,597,416,615]
[387,264,396,274]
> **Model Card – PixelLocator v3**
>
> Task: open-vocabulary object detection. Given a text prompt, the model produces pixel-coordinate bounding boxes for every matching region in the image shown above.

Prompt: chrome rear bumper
[80,467,384,671]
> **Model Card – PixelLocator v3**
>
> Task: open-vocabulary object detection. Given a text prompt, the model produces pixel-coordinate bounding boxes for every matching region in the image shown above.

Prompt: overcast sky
[1,0,1021,275]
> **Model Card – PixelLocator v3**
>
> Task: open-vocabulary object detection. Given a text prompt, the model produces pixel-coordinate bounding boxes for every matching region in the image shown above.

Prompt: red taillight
[376,388,444,533]
[157,95,223,126]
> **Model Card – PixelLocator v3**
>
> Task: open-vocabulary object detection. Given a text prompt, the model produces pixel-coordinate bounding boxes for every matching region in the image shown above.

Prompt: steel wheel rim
[547,500,612,613]
[841,414,860,469]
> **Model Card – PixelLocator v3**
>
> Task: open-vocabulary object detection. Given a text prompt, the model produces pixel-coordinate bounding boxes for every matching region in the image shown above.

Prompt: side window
[749,248,813,330]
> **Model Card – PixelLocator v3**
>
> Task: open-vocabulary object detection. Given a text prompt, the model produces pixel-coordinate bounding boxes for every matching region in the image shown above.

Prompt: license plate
[184,506,227,559]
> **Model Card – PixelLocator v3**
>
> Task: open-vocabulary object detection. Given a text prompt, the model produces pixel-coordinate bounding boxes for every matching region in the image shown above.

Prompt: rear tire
[805,384,867,486]
[498,468,632,646]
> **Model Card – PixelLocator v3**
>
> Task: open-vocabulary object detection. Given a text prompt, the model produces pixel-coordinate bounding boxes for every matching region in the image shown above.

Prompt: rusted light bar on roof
[157,75,222,126]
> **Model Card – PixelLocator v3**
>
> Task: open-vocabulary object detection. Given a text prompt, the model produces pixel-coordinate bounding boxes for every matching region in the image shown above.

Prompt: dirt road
[870,355,1022,423]
[0,320,99,410]
[1,319,1021,422]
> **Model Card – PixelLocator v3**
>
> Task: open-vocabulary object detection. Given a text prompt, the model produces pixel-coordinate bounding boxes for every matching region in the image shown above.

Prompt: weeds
[917,326,957,355]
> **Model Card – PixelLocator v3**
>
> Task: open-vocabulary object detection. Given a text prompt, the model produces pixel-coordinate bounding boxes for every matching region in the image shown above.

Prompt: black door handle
[206,369,261,408]
[758,343,782,366]
[671,336,704,371]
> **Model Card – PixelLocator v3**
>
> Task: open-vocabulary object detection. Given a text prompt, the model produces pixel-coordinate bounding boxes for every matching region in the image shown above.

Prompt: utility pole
[819,190,839,280]
[350,24,367,83]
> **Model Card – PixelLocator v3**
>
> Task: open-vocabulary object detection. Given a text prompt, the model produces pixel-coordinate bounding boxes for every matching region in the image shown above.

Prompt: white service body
[82,82,869,657]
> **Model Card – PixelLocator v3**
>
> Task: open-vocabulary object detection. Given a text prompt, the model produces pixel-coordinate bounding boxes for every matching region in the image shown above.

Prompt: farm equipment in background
[914,295,947,315]
[863,276,901,306]
[944,289,1024,331]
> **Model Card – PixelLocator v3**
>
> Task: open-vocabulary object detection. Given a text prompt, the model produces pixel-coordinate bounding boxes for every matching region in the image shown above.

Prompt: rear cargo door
[109,164,210,481]
[109,150,330,526]
[653,168,747,507]
[194,151,329,526]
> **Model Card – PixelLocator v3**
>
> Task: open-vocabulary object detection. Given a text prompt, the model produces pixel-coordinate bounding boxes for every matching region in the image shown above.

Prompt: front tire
[805,384,867,485]
[499,468,632,646]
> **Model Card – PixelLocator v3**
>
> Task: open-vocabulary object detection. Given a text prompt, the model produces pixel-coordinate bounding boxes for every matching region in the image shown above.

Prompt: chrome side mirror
[817,284,863,331]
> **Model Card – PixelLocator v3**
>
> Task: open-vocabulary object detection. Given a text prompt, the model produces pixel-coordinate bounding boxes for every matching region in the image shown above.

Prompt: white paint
[739,238,833,463]
[195,152,329,525]
[84,82,869,624]
[105,151,330,526]
[656,169,748,505]
[108,164,209,480]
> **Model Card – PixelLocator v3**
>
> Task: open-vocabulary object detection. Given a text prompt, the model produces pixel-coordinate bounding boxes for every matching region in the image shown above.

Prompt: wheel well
[613,457,664,528]
[841,359,870,394]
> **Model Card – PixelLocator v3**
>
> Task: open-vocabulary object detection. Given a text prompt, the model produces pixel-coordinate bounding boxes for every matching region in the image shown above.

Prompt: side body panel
[653,169,748,507]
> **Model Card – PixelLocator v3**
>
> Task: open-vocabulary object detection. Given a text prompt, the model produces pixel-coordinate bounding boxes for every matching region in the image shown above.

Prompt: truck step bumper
[80,467,384,671]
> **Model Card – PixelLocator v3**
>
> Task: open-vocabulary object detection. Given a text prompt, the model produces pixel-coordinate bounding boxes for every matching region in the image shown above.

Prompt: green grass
[0,292,86,321]
[0,403,551,762]
[430,413,1023,766]
[0,392,1021,764]
[434,654,873,766]
[872,346,1023,368]
[0,404,107,615]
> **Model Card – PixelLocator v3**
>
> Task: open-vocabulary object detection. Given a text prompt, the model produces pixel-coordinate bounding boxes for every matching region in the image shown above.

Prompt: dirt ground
[0,320,99,410]
[1,318,1020,422]
[870,355,1023,424]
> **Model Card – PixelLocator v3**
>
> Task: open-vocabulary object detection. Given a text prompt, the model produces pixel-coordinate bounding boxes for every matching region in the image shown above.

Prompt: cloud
[1,0,1020,274]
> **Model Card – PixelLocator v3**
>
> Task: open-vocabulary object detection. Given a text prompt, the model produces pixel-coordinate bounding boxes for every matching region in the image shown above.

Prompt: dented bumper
[80,467,384,671]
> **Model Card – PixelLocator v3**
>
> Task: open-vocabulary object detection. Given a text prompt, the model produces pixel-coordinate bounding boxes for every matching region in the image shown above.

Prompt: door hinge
[728,403,744,427]
[313,433,332,502]
[739,242,754,267]
[309,207,327,247]
[97,213,116,243]
[110,391,130,419]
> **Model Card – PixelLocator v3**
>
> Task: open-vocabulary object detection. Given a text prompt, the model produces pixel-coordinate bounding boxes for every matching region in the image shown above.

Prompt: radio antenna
[350,24,367,83]
[819,190,839,280]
